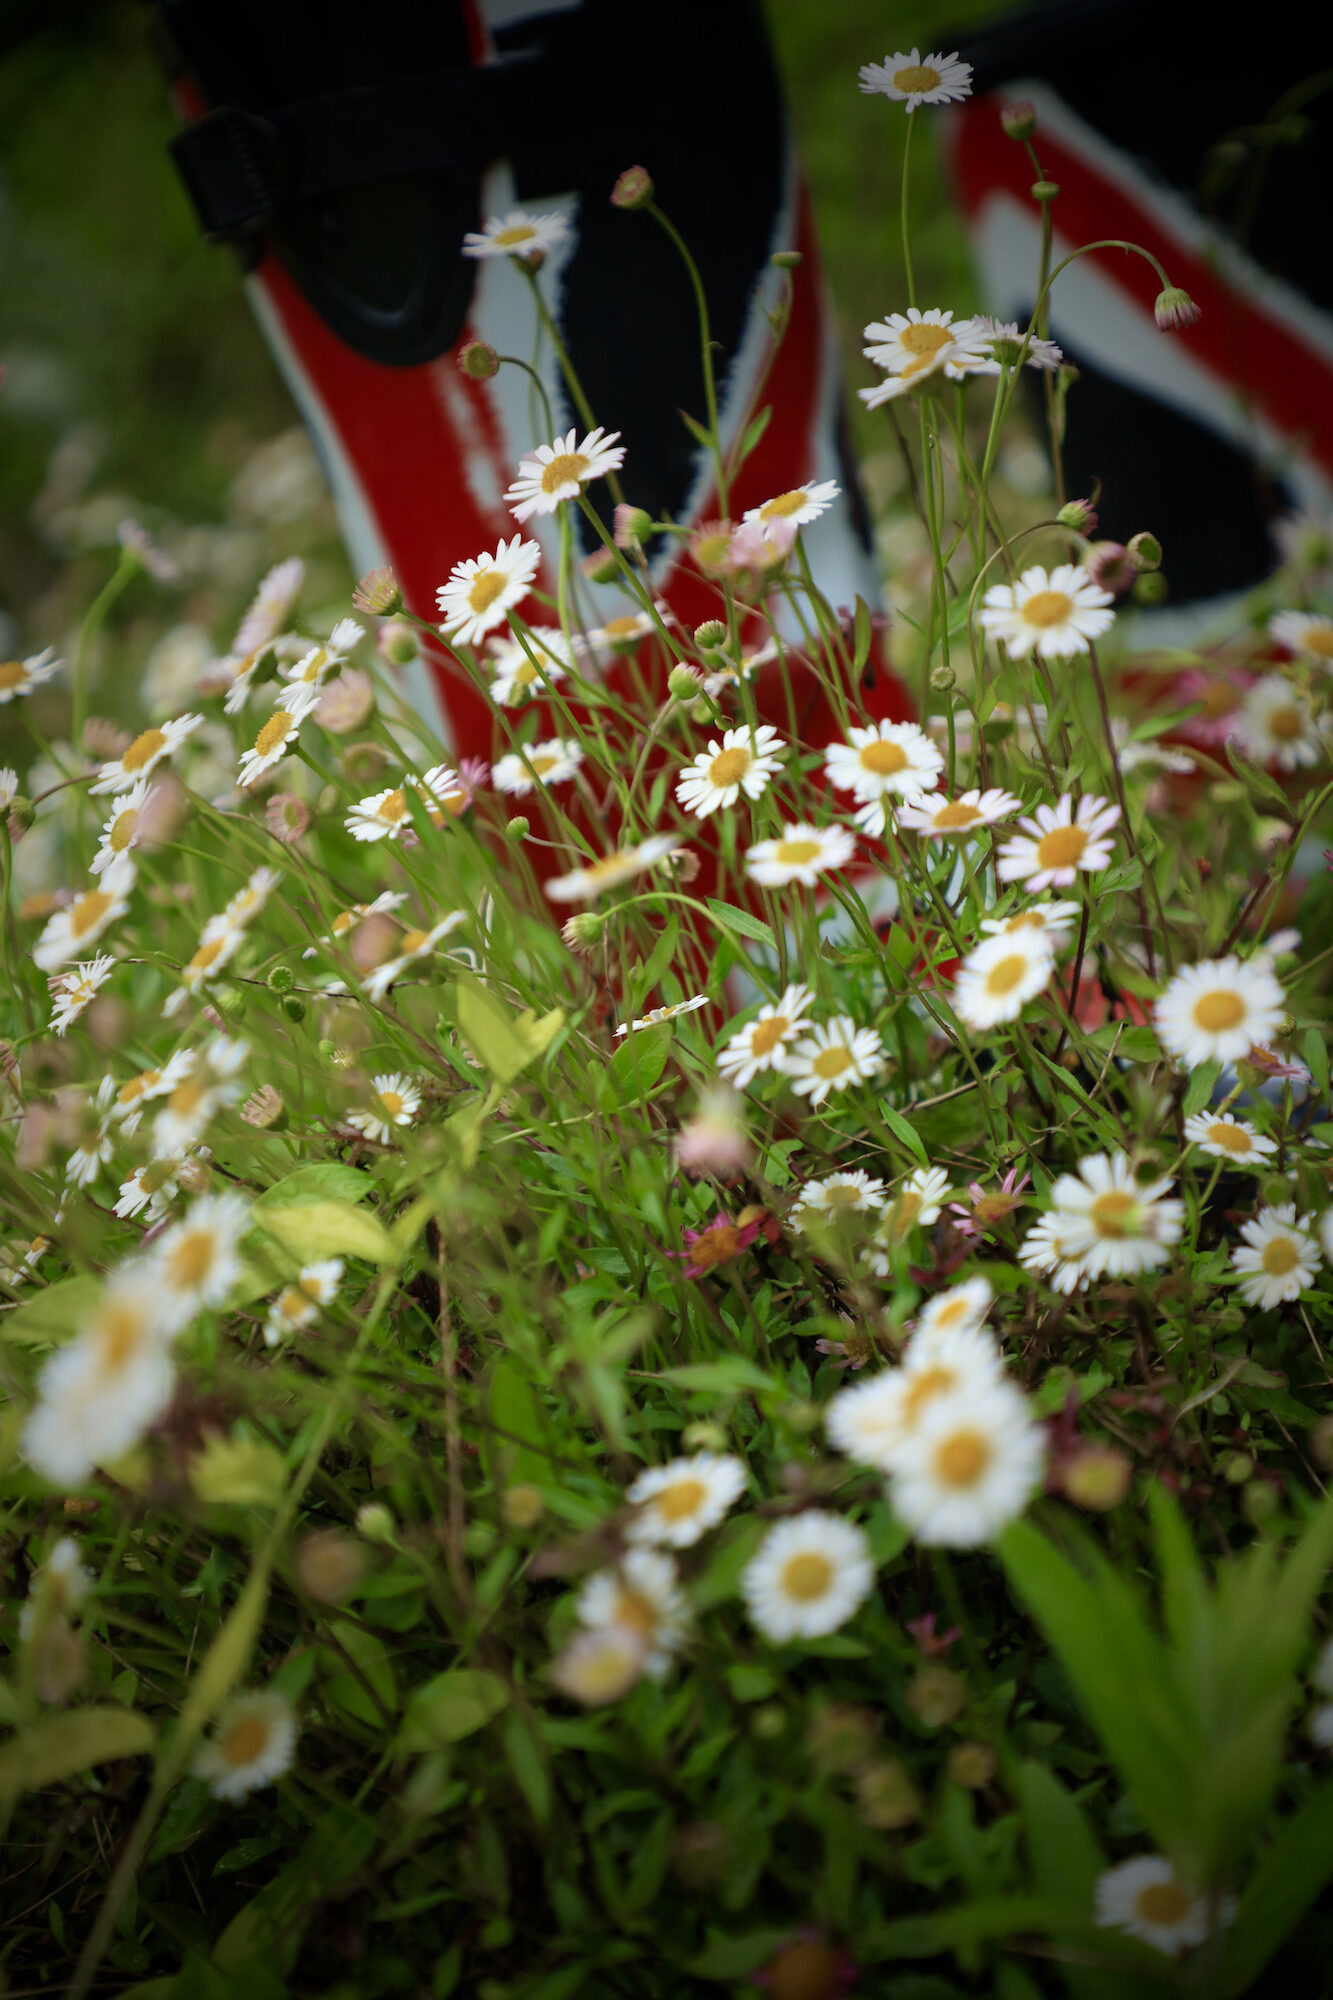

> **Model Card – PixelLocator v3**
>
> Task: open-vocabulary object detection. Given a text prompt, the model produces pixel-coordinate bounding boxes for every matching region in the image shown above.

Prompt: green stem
[647,201,728,515]
[900,111,918,308]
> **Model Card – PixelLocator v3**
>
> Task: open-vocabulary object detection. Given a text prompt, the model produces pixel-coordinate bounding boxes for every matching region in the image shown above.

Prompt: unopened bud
[1243,1479,1279,1525]
[906,1664,968,1728]
[693,619,727,649]
[1085,541,1136,597]
[770,249,802,268]
[614,503,652,550]
[8,795,34,835]
[1001,100,1036,141]
[266,964,296,994]
[351,564,403,616]
[751,1702,786,1740]
[1128,530,1163,572]
[669,663,705,700]
[281,995,306,1023]
[579,546,620,585]
[502,1484,545,1530]
[520,247,547,273]
[506,816,530,841]
[378,617,419,667]
[356,1502,395,1543]
[1223,1452,1254,1485]
[680,1420,728,1452]
[1061,1443,1133,1510]
[1132,571,1168,605]
[1030,179,1060,202]
[458,339,500,381]
[1057,498,1098,535]
[856,1759,920,1830]
[1155,286,1202,331]
[947,1740,996,1789]
[930,664,956,692]
[562,911,605,955]
[295,1529,368,1604]
[807,1703,879,1775]
[611,165,654,210]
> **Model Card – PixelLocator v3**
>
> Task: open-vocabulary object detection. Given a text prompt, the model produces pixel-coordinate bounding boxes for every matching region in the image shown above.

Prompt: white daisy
[742,1511,875,1642]
[1232,1203,1320,1309]
[114,1152,190,1222]
[545,834,679,904]
[19,1536,92,1638]
[263,1259,343,1347]
[789,1170,888,1231]
[888,1379,1044,1546]
[973,318,1064,371]
[437,536,542,647]
[487,627,574,706]
[577,1549,689,1678]
[491,738,585,795]
[615,994,709,1037]
[826,1326,1002,1474]
[23,1267,177,1486]
[860,317,997,407]
[462,209,569,260]
[194,1690,298,1801]
[164,922,245,1013]
[676,724,786,816]
[506,426,626,524]
[65,1077,117,1189]
[1269,610,1333,669]
[1183,1111,1277,1168]
[206,864,281,940]
[152,1035,248,1154]
[571,605,670,667]
[89,713,202,794]
[952,929,1055,1031]
[360,912,466,1002]
[48,952,115,1035]
[347,1072,423,1144]
[745,821,856,888]
[344,784,418,842]
[979,900,1081,945]
[550,1626,648,1707]
[153,1191,250,1331]
[1017,1214,1089,1293]
[90,778,153,875]
[1094,1857,1226,1957]
[742,480,841,528]
[304,891,410,952]
[868,1168,955,1271]
[1232,674,1324,771]
[824,719,943,806]
[980,564,1115,660]
[0,646,61,704]
[1154,955,1286,1068]
[236,681,319,788]
[112,1048,196,1133]
[897,789,1021,838]
[916,1276,994,1343]
[996,794,1120,890]
[858,48,973,110]
[221,643,278,715]
[625,1452,748,1548]
[33,853,137,972]
[0,766,16,808]
[717,984,815,1087]
[234,557,304,655]
[785,1017,883,1105]
[1045,1152,1183,1280]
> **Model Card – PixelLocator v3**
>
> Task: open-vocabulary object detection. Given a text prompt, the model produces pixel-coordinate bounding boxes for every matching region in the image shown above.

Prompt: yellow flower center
[492,223,535,248]
[0,660,27,690]
[187,939,226,976]
[377,791,408,823]
[1033,825,1088,870]
[167,1077,205,1118]
[694,533,733,571]
[528,755,558,778]
[656,1477,707,1522]
[121,727,166,773]
[509,659,538,686]
[1020,589,1074,629]
[933,800,982,830]
[931,1297,970,1327]
[900,322,952,359]
[140,1159,175,1194]
[902,1364,958,1425]
[759,489,810,519]
[603,616,642,641]
[1134,1881,1193,1928]
[811,1044,853,1080]
[888,1191,924,1236]
[466,569,511,614]
[378,1090,405,1119]
[774,838,823,866]
[540,451,590,495]
[70,889,114,938]
[400,928,430,953]
[98,1303,146,1370]
[1087,1190,1141,1239]
[614,1589,660,1638]
[1192,989,1245,1033]
[823,1183,863,1209]
[972,1192,1015,1223]
[859,738,909,776]
[709,747,752,787]
[167,1228,216,1291]
[894,62,941,92]
[1304,626,1333,657]
[749,1015,790,1057]
[1261,1237,1300,1276]
[1205,1120,1252,1155]
[109,807,139,851]
[253,712,293,758]
[935,1428,991,1488]
[984,952,1029,997]
[221,1715,270,1767]
[118,1071,158,1107]
[781,1551,834,1602]
[690,1223,742,1268]
[1267,704,1303,741]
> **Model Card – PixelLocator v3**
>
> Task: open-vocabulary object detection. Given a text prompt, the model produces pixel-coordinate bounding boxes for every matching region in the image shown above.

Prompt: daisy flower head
[437,536,542,647]
[550,1625,648,1707]
[236,681,319,788]
[980,564,1115,660]
[65,1077,117,1188]
[1019,1213,1090,1294]
[194,1690,298,1802]
[235,557,304,656]
[577,1549,689,1679]
[826,1327,1001,1475]
[745,821,856,888]
[676,723,785,816]
[360,911,466,1001]
[571,604,669,667]
[0,646,61,704]
[676,1208,761,1278]
[626,1452,747,1548]
[824,720,942,805]
[897,788,1022,838]
[916,1276,994,1344]
[950,1167,1031,1239]
[91,777,154,875]
[89,712,202,794]
[1232,1203,1320,1309]
[545,833,679,904]
[506,426,625,523]
[153,1036,248,1154]
[462,209,568,260]
[616,993,709,1037]
[974,318,1064,371]
[153,1190,250,1331]
[486,626,574,706]
[208,864,281,939]
[789,1169,888,1232]
[952,928,1055,1032]
[858,48,973,110]
[785,1017,883,1106]
[859,311,996,407]
[113,1047,195,1134]
[1183,1111,1277,1168]
[1269,610,1333,668]
[869,1167,955,1270]
[19,1536,92,1639]
[742,1511,875,1643]
[165,921,244,1012]
[743,479,841,529]
[23,1266,176,1486]
[996,794,1120,890]
[888,1378,1045,1546]
[263,1259,343,1348]
[1046,1152,1183,1281]
[344,782,419,842]
[1154,954,1285,1068]
[717,984,814,1087]
[491,738,585,796]
[347,1072,423,1145]
[48,952,115,1035]
[1232,673,1324,771]
[114,1151,191,1222]
[33,853,137,973]
[1095,1856,1229,1958]
[979,903,1081,950]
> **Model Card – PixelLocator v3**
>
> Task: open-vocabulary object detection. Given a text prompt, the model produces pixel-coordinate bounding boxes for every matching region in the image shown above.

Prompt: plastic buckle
[169,107,286,244]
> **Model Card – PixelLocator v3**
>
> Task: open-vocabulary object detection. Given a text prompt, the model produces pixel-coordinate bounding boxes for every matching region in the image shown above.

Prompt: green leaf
[688,1929,795,1979]
[1181,1059,1222,1117]
[503,1709,552,1826]
[633,913,679,1008]
[1017,1763,1132,2000]
[254,1198,393,1266]
[486,1358,552,1487]
[598,1024,671,1111]
[1220,1782,1333,1994]
[1301,1026,1330,1102]
[252,1164,375,1208]
[853,595,873,672]
[456,974,558,1086]
[705,898,777,949]
[678,408,714,451]
[1,1273,101,1346]
[879,1102,928,1167]
[733,403,772,470]
[659,1358,778,1397]
[322,1619,398,1727]
[398,1667,509,1750]
[189,1432,286,1508]
[0,1706,154,1799]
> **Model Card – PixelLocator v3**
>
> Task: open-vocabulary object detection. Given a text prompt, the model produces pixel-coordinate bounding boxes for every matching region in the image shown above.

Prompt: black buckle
[170,106,287,244]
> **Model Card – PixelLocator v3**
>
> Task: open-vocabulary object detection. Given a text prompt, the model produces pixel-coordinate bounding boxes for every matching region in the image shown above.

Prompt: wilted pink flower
[1084,542,1136,597]
[352,564,402,615]
[265,792,311,844]
[674,1211,761,1280]
[1154,285,1202,331]
[948,1166,1030,1239]
[906,1613,962,1658]
[1244,1044,1310,1084]
[82,716,132,759]
[315,668,375,733]
[118,517,180,583]
[728,516,798,573]
[675,1089,752,1177]
[689,519,736,577]
[1173,667,1255,748]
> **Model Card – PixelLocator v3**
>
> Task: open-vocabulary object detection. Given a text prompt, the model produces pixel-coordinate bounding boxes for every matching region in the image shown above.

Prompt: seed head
[611,165,654,210]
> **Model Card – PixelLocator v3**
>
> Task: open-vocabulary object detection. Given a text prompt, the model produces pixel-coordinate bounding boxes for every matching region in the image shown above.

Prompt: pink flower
[265,792,311,844]
[948,1166,1030,1239]
[906,1613,962,1658]
[1172,667,1255,748]
[674,1211,761,1280]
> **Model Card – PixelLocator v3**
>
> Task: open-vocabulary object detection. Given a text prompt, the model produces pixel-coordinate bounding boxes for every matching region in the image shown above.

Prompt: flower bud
[1030,179,1060,202]
[1243,1479,1279,1525]
[281,995,306,1023]
[947,1740,996,1789]
[295,1529,368,1603]
[377,618,420,668]
[579,546,620,585]
[1001,100,1036,141]
[458,338,500,380]
[1057,497,1098,535]
[856,1758,920,1830]
[1132,571,1168,605]
[506,816,530,841]
[1127,530,1163,572]
[906,1664,967,1728]
[355,1502,395,1543]
[770,249,802,268]
[266,964,296,994]
[1060,1443,1132,1510]
[614,503,652,550]
[680,1419,728,1452]
[1155,286,1202,331]
[751,1702,786,1740]
[351,564,403,615]
[502,1484,545,1530]
[611,165,654,210]
[806,1703,880,1775]
[669,663,705,700]
[930,664,956,692]
[562,911,605,955]
[693,619,727,649]
[1084,541,1136,597]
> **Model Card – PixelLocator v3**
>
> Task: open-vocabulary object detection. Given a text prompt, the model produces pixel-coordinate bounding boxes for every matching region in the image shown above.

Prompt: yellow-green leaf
[254,1198,393,1265]
[163,1563,271,1786]
[0,1706,154,1800]
[0,1274,101,1346]
[189,1432,287,1508]
[398,1667,508,1750]
[456,975,531,1085]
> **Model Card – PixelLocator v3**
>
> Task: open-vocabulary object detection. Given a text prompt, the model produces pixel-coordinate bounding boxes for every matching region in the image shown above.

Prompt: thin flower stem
[646,201,728,516]
[900,110,918,307]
